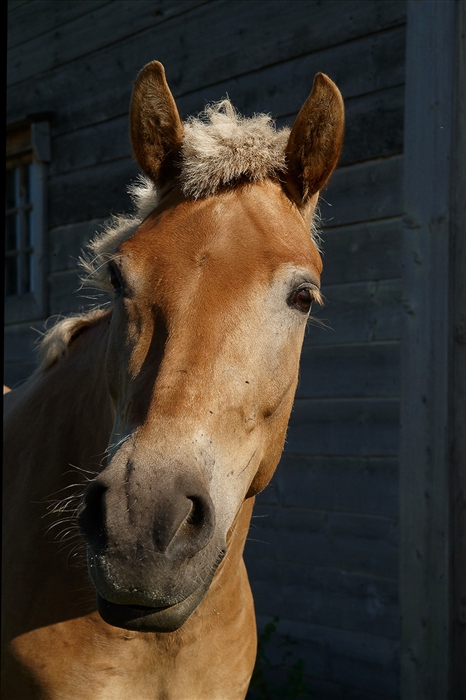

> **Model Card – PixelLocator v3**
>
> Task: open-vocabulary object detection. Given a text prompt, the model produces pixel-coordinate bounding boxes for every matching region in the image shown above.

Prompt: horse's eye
[289,287,314,313]
[108,265,122,294]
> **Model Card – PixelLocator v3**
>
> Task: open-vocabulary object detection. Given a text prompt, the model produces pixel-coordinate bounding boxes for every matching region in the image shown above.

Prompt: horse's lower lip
[96,584,207,632]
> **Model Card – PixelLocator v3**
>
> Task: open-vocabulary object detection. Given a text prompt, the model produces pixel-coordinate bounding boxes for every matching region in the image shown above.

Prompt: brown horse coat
[2,62,344,699]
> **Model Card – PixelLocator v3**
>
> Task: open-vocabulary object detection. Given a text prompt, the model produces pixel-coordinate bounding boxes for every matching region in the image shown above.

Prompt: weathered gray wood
[400,2,460,698]
[248,504,397,577]
[48,116,131,177]
[450,2,466,697]
[298,341,400,398]
[48,268,107,315]
[47,155,402,230]
[320,156,402,229]
[3,360,38,389]
[48,159,139,228]
[7,0,111,48]
[8,0,405,89]
[3,322,43,387]
[4,322,43,363]
[253,613,399,700]
[7,0,207,81]
[287,398,399,456]
[265,455,399,518]
[338,85,404,166]
[308,279,402,345]
[49,86,404,177]
[247,559,399,640]
[321,218,402,285]
[7,22,405,133]
[49,219,107,272]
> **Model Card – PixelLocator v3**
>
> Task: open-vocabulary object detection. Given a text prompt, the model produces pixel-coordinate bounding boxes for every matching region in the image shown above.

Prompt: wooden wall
[6,1,407,697]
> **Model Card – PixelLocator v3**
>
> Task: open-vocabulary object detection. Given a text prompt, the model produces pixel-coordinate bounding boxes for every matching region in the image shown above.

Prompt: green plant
[247,617,312,699]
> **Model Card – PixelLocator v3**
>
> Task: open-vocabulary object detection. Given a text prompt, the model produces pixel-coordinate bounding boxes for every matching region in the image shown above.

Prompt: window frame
[5,117,51,324]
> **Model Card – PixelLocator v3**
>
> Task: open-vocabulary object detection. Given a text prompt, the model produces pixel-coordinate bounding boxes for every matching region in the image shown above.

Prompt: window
[5,117,50,323]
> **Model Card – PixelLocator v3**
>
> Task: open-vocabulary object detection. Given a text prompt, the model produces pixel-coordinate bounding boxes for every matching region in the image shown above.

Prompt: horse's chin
[97,583,207,632]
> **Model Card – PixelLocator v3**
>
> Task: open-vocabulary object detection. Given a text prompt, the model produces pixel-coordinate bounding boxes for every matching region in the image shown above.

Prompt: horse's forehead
[121,182,322,279]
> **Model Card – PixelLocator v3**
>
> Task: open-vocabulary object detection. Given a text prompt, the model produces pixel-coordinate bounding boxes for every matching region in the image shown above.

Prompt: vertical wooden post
[400,1,465,698]
[451,3,466,698]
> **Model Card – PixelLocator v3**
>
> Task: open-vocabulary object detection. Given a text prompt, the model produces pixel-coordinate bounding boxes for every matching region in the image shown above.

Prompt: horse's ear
[130,61,184,188]
[284,73,344,208]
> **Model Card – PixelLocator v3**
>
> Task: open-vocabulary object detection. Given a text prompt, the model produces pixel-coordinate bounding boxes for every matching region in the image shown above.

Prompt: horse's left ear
[284,73,344,208]
[130,61,184,188]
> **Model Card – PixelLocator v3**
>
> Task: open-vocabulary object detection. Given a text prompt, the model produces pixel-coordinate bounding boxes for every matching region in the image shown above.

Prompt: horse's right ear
[284,73,344,209]
[130,61,184,188]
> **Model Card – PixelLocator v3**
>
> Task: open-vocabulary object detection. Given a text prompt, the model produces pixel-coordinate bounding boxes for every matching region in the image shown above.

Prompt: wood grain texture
[298,341,400,399]
[321,218,402,285]
[451,3,466,696]
[248,559,399,641]
[309,279,402,345]
[253,613,400,700]
[48,86,404,178]
[7,21,405,131]
[399,1,460,698]
[7,0,111,49]
[261,454,399,518]
[287,398,399,457]
[7,0,405,88]
[247,504,398,578]
[7,0,206,81]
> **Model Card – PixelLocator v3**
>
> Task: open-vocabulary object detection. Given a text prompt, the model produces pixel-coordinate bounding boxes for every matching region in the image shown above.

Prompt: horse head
[77,61,344,633]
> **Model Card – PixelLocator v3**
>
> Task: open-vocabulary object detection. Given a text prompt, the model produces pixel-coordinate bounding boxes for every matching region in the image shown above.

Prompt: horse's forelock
[77,101,320,296]
[180,100,290,199]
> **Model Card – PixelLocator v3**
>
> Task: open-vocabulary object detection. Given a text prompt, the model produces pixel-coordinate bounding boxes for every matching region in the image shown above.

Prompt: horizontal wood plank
[7,0,207,80]
[47,155,402,230]
[48,159,139,228]
[286,398,399,456]
[7,24,405,134]
[7,1,111,48]
[253,614,400,699]
[8,0,406,90]
[338,85,404,166]
[4,322,44,362]
[247,505,398,578]
[261,454,399,518]
[320,156,403,228]
[298,341,400,399]
[3,321,45,386]
[252,612,399,698]
[320,218,402,285]
[307,278,402,345]
[49,218,107,272]
[49,85,404,177]
[246,559,399,640]
[48,269,108,315]
[3,360,38,388]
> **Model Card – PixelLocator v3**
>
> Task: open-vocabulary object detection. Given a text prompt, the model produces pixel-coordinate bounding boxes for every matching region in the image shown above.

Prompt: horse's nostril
[186,497,205,527]
[77,481,108,550]
[181,492,216,553]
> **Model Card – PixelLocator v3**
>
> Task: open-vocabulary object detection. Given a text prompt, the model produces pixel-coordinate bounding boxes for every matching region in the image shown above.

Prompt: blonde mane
[39,100,320,371]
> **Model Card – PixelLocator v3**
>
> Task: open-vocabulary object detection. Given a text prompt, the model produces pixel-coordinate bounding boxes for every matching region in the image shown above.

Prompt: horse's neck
[3,314,112,512]
[2,315,112,637]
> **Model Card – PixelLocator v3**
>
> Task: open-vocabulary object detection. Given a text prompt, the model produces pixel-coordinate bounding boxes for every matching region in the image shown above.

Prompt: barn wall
[6,1,406,697]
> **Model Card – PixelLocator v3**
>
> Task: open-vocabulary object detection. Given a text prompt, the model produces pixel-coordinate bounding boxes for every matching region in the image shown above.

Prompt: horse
[2,61,344,699]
